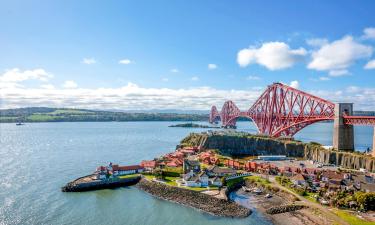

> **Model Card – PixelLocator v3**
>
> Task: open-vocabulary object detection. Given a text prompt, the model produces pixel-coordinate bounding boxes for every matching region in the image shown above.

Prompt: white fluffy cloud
[170,68,179,73]
[1,76,375,110]
[0,68,53,89]
[208,64,217,70]
[119,59,133,65]
[62,80,78,89]
[237,42,307,70]
[289,80,299,89]
[191,76,199,81]
[0,82,264,110]
[82,58,97,65]
[364,59,375,69]
[0,68,52,83]
[362,27,375,40]
[308,36,373,75]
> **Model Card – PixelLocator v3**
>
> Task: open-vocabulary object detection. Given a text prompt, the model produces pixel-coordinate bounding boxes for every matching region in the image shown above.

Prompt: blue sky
[1,0,375,110]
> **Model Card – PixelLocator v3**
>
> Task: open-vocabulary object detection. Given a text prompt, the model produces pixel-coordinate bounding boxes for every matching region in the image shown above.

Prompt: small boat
[16,122,24,126]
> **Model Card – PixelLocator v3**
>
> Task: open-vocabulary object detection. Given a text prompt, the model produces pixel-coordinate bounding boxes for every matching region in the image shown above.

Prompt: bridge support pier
[333,103,354,151]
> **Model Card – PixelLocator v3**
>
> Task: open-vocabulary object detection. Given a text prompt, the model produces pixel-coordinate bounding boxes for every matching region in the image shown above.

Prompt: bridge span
[209,82,375,153]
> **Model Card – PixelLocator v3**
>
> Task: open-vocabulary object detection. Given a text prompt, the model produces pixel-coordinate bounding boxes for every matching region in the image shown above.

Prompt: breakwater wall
[62,175,141,192]
[136,178,251,217]
[180,132,375,172]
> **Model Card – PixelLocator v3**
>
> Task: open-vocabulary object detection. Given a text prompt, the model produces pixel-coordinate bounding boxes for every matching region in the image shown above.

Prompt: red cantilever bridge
[209,82,375,151]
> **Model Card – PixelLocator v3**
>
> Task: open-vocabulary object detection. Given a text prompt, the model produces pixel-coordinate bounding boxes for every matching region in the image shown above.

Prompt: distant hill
[1,107,374,123]
[0,107,208,123]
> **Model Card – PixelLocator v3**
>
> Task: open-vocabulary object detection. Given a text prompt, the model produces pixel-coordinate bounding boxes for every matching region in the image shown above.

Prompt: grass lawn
[332,209,374,225]
[118,174,140,179]
[303,192,318,202]
[164,176,179,186]
[245,176,270,185]
[182,186,219,192]
[143,174,156,180]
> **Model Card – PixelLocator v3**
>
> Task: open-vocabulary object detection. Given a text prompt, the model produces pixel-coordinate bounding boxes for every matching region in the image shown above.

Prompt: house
[95,166,108,180]
[209,177,223,186]
[183,158,201,173]
[225,159,241,169]
[183,171,209,187]
[166,158,183,167]
[112,165,144,175]
[199,151,220,165]
[206,165,236,177]
[321,171,344,183]
[291,174,306,186]
[140,160,157,171]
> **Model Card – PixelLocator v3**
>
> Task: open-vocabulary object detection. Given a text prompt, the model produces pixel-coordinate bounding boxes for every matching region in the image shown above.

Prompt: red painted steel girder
[247,83,336,136]
[209,82,375,136]
[209,105,220,123]
[343,115,375,126]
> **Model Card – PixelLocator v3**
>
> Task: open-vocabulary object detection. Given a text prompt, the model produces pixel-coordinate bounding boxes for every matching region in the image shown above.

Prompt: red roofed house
[140,160,157,171]
[165,158,183,167]
[291,173,307,186]
[111,164,144,176]
[225,159,241,169]
[199,151,220,165]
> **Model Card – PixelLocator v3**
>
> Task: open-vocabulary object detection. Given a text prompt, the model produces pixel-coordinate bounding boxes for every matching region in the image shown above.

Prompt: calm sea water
[0,121,373,225]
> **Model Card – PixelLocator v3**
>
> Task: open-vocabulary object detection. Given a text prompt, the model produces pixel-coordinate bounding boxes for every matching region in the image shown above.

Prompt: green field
[0,107,208,122]
[332,209,374,225]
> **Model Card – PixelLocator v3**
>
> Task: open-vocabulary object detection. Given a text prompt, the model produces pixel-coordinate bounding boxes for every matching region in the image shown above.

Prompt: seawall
[180,132,375,172]
[62,175,141,192]
[136,178,251,217]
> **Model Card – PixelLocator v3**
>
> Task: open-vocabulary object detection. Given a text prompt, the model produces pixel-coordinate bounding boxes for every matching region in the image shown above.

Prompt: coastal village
[63,130,375,225]
[88,134,375,223]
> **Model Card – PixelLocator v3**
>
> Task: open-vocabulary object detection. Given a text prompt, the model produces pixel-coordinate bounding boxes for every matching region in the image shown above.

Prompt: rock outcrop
[180,132,375,172]
[136,178,251,217]
[266,205,306,214]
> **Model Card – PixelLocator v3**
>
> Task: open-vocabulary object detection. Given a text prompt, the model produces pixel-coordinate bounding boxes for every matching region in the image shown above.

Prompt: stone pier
[333,103,354,151]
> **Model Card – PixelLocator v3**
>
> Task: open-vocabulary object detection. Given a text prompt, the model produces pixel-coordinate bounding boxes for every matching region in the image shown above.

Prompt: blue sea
[0,121,373,225]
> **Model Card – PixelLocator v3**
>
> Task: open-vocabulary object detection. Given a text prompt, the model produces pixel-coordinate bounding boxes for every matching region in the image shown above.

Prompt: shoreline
[231,179,337,225]
[136,178,251,218]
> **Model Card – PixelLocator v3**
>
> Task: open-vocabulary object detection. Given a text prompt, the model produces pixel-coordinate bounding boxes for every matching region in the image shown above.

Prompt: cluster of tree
[0,107,208,122]
[332,191,375,211]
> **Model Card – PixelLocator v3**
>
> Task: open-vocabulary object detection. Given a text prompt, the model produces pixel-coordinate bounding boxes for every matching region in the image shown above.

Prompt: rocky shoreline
[136,178,251,218]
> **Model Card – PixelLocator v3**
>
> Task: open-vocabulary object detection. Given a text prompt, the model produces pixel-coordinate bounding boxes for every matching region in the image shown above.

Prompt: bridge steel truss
[209,82,375,137]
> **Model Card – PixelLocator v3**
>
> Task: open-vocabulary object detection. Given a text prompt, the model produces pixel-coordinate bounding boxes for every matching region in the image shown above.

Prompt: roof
[291,174,305,181]
[210,177,221,182]
[198,171,209,178]
[185,174,199,182]
[208,165,236,174]
[116,165,144,171]
[184,159,200,166]
[140,160,156,168]
[322,171,344,180]
[97,166,107,171]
